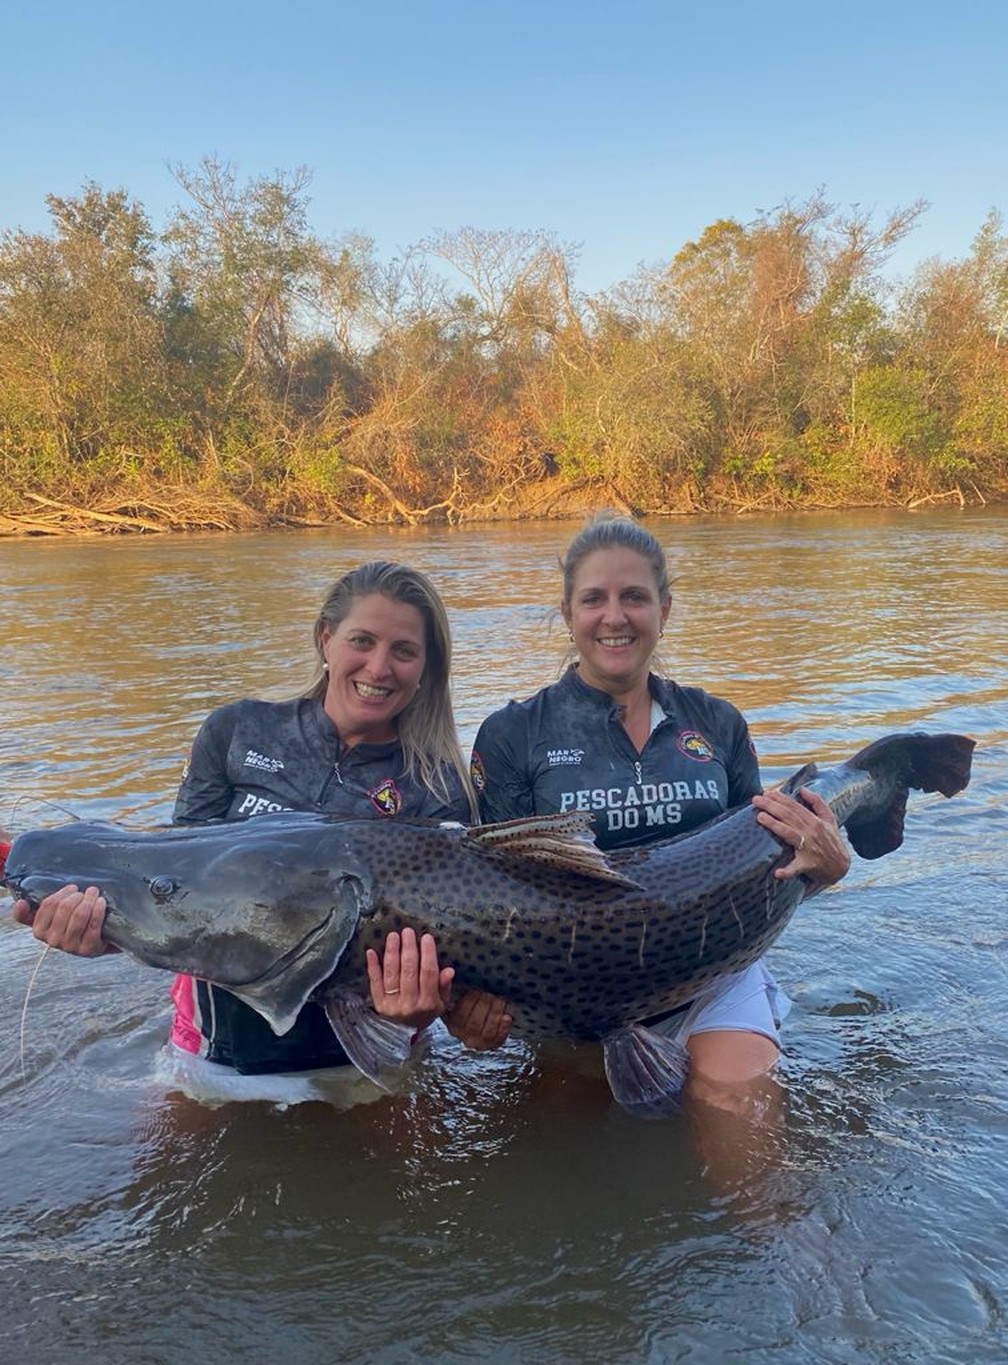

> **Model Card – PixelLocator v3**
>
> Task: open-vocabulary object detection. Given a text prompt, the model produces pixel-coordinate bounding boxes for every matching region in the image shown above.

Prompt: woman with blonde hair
[14,560,476,1085]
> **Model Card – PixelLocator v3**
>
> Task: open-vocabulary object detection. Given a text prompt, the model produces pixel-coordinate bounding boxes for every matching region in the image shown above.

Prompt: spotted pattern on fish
[4,732,975,1111]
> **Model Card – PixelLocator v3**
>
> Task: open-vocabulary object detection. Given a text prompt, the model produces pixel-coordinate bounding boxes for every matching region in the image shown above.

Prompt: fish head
[5,815,371,1035]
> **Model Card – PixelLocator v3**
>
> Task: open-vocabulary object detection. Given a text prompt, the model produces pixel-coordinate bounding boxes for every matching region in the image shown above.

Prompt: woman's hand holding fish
[751,788,851,886]
[12,884,119,956]
[444,989,513,1051]
[367,927,454,1030]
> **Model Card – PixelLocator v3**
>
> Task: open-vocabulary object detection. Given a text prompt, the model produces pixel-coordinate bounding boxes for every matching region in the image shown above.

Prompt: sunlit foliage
[0,170,1005,527]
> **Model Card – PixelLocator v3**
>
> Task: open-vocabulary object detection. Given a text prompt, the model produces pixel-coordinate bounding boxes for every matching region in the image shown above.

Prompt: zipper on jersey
[317,758,345,805]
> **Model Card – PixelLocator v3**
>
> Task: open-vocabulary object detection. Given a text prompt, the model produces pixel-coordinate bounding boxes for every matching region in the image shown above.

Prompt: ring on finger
[385,987,401,995]
[797,834,806,851]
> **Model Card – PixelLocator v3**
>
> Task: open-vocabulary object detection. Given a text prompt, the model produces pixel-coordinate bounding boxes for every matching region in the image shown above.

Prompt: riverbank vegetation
[1,162,1006,534]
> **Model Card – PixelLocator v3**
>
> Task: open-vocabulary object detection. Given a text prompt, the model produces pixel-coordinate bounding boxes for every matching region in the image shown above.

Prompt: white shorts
[651,960,791,1050]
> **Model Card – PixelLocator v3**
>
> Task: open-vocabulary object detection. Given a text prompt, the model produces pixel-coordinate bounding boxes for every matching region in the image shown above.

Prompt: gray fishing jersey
[471,666,761,850]
[174,696,470,825]
[170,696,470,1073]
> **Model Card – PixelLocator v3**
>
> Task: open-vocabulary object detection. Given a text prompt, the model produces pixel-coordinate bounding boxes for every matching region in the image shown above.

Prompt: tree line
[1,161,1006,533]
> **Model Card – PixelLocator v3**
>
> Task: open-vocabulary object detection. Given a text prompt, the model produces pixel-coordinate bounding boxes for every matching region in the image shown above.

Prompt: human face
[563,547,670,696]
[320,593,427,746]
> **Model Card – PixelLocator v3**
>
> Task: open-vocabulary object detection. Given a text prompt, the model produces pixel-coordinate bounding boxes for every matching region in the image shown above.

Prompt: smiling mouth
[598,636,635,648]
[353,681,392,700]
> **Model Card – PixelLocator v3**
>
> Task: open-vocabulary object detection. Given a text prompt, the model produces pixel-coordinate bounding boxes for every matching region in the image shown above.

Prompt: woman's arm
[470,706,536,823]
[172,707,237,825]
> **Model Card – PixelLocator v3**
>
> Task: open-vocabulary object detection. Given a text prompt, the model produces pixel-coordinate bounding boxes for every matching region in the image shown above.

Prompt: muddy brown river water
[0,508,1005,1363]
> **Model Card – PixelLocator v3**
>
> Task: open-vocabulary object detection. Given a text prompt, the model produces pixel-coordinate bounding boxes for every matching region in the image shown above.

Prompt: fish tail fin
[849,731,975,798]
[602,1024,691,1117]
[845,732,975,859]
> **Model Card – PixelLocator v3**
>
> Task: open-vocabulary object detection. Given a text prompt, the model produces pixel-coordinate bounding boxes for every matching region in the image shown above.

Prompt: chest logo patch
[678,730,714,762]
[243,748,285,774]
[369,779,403,816]
[470,751,486,794]
[546,747,585,766]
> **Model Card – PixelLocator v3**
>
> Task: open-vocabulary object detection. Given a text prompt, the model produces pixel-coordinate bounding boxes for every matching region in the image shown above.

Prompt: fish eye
[148,876,179,903]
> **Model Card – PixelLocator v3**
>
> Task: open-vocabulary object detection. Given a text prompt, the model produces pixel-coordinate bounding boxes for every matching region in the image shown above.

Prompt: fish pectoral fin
[603,1024,691,1117]
[465,814,641,889]
[322,989,415,1089]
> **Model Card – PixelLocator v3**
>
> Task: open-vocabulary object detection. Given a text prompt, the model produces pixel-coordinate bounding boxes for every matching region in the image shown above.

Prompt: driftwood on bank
[0,491,264,536]
[342,463,469,526]
[0,474,1000,538]
[906,484,987,509]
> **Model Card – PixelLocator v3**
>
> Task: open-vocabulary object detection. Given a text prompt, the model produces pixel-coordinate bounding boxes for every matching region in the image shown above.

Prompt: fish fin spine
[465,814,640,889]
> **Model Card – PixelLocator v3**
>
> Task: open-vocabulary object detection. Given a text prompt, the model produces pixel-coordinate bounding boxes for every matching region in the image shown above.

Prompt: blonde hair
[306,561,477,819]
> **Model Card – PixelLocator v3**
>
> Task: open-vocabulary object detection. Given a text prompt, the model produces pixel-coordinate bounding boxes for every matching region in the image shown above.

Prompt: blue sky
[3,0,1006,295]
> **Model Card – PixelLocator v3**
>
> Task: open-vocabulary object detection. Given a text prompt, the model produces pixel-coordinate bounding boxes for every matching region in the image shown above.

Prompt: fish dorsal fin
[465,813,639,889]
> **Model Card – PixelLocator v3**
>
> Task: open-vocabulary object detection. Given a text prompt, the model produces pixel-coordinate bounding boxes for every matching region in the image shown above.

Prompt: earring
[568,631,574,642]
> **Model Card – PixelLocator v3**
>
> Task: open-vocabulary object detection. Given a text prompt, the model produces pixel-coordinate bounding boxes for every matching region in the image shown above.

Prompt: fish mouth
[3,874,62,908]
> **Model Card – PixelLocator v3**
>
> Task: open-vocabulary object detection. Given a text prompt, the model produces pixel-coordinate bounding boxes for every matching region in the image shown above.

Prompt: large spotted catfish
[5,732,974,1114]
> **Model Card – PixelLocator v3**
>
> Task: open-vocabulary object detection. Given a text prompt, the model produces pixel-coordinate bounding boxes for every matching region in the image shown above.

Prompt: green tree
[164,159,339,474]
[0,183,165,479]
